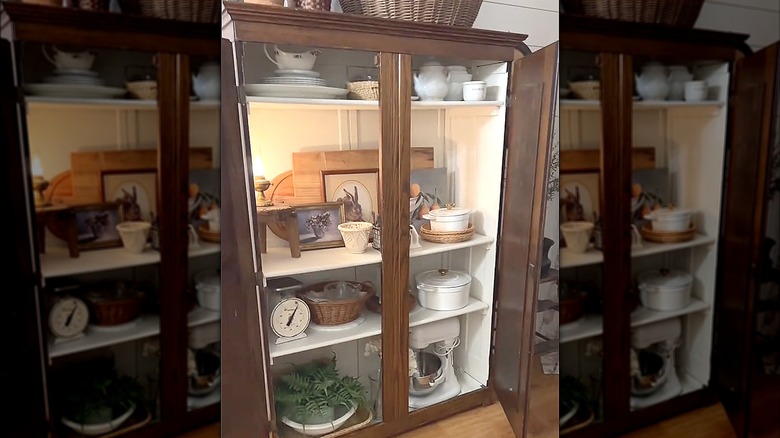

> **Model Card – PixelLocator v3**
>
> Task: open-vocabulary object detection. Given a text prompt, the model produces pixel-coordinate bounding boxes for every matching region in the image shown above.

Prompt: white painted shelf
[269,298,489,359]
[560,234,717,269]
[261,234,494,279]
[41,242,221,279]
[559,298,711,344]
[26,96,219,110]
[247,96,504,110]
[560,99,725,110]
[48,306,220,359]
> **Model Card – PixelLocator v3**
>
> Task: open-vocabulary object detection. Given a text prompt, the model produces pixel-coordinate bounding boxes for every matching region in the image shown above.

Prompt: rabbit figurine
[340,186,364,222]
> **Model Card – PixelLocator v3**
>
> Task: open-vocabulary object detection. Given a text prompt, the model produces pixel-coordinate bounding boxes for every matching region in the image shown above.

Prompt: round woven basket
[339,0,484,27]
[569,80,600,100]
[198,223,220,243]
[138,0,218,23]
[126,80,157,100]
[347,80,380,100]
[85,287,144,326]
[561,0,704,28]
[419,222,475,244]
[297,281,374,326]
[640,223,696,243]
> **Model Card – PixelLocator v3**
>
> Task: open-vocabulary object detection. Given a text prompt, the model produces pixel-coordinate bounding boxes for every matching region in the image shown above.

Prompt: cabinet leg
[286,215,301,258]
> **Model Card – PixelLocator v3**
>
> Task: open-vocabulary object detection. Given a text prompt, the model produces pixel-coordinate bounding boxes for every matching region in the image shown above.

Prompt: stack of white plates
[25,68,126,99]
[245,68,348,99]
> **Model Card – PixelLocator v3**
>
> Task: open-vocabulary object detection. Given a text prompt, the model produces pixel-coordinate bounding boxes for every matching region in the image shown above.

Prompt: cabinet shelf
[560,298,711,344]
[247,96,504,110]
[261,234,494,279]
[25,96,219,110]
[41,242,221,279]
[560,99,726,111]
[560,234,717,269]
[269,297,489,359]
[48,306,220,359]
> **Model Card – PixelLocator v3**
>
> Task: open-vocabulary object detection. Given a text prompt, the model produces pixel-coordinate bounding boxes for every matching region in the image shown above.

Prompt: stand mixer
[409,317,461,410]
[630,317,683,410]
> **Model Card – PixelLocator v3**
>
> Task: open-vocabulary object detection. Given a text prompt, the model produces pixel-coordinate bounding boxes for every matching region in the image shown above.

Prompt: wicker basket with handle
[347,80,380,100]
[561,0,704,27]
[339,0,484,27]
[84,282,145,326]
[297,281,374,326]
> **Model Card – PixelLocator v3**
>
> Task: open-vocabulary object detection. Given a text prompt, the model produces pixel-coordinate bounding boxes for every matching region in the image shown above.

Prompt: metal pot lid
[638,269,692,288]
[416,268,471,288]
[425,204,471,219]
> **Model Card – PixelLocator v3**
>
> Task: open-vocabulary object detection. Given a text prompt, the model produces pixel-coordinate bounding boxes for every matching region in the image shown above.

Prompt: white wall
[694,0,780,52]
[473,0,560,51]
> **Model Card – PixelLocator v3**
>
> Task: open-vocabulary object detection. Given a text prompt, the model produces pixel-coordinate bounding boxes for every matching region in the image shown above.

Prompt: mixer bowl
[409,351,444,396]
[632,350,667,396]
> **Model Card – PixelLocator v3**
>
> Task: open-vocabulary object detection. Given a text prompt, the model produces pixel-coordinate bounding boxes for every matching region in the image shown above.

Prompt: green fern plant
[275,355,365,424]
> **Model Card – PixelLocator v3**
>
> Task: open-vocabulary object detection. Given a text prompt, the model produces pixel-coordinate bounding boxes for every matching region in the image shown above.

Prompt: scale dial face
[270,298,310,339]
[49,297,89,339]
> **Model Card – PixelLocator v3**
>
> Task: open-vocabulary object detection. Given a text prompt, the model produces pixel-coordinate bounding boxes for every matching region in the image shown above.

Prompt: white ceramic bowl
[644,208,692,232]
[338,222,373,254]
[281,405,357,436]
[61,404,135,436]
[684,81,708,102]
[560,221,594,253]
[423,207,471,232]
[462,81,487,101]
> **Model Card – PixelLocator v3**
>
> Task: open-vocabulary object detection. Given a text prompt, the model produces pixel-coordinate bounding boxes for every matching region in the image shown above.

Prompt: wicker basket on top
[339,0,484,27]
[138,0,219,23]
[561,0,704,28]
[297,281,374,326]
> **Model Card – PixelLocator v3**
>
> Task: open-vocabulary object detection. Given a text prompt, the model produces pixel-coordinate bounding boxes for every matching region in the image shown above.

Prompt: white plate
[274,69,320,78]
[53,68,99,77]
[244,83,349,99]
[25,83,127,99]
[44,76,105,85]
[263,77,327,86]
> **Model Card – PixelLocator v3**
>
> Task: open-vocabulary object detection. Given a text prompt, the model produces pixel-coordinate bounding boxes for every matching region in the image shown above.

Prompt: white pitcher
[413,60,450,101]
[635,62,670,101]
[43,46,95,71]
[192,62,220,101]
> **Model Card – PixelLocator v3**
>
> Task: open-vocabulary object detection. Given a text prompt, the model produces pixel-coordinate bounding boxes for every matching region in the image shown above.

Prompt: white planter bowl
[560,221,594,253]
[338,222,373,254]
[644,207,692,232]
[281,405,356,436]
[415,268,471,311]
[638,269,693,311]
[423,206,471,232]
[116,221,151,253]
[62,404,136,436]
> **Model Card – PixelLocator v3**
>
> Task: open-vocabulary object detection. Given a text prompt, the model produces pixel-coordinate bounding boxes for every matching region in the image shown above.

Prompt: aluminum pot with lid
[415,268,471,311]
[637,268,693,311]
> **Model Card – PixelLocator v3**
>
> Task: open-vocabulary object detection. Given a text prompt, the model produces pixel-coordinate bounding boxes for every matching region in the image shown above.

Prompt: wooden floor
[178,401,737,438]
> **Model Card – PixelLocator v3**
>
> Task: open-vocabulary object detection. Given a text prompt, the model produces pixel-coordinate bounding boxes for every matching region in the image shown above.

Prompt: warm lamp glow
[31,155,43,177]
[253,154,265,178]
[30,155,50,208]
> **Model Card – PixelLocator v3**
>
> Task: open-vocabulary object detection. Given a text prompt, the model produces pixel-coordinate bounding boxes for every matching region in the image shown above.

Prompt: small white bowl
[560,221,594,254]
[116,221,151,253]
[462,81,487,101]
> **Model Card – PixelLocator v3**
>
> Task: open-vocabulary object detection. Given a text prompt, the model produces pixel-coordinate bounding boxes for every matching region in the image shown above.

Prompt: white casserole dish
[415,268,471,310]
[195,270,221,311]
[644,207,692,232]
[638,269,692,311]
[422,206,471,232]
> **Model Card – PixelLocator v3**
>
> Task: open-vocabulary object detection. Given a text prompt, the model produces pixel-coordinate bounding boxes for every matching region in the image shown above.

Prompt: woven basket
[569,80,600,100]
[85,289,144,326]
[297,281,374,326]
[561,0,704,27]
[139,0,218,23]
[640,223,696,243]
[126,80,157,100]
[419,223,475,244]
[339,0,484,27]
[347,80,380,100]
[198,223,220,243]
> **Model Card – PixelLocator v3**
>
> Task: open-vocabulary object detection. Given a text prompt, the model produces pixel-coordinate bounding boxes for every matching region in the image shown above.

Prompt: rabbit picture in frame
[321,168,379,224]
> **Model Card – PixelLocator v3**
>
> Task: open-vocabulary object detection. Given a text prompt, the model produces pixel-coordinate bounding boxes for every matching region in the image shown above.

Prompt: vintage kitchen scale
[267,277,310,345]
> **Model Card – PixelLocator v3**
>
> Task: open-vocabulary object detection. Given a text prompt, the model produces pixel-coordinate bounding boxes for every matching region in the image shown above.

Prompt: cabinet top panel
[223,1,529,61]
[1,2,219,56]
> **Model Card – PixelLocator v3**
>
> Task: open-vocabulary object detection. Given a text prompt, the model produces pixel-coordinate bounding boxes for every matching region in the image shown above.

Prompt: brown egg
[410,183,421,198]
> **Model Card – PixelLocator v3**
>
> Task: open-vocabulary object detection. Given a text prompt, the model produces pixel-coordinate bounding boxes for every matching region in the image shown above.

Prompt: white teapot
[413,59,450,101]
[635,62,670,101]
[192,62,220,101]
[43,46,95,71]
[667,65,694,100]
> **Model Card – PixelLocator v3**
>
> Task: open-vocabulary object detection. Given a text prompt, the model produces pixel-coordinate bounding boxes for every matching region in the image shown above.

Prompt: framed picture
[71,202,123,250]
[560,172,600,223]
[189,168,221,230]
[632,168,670,229]
[101,169,157,223]
[321,169,379,223]
[410,167,449,231]
[294,202,346,250]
